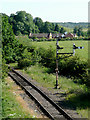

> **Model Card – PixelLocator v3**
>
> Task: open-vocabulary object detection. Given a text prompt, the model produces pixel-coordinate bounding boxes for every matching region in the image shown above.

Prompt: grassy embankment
[2,77,33,119]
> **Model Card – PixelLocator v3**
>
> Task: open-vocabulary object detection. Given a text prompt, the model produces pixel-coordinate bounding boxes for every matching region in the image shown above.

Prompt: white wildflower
[9,113,16,116]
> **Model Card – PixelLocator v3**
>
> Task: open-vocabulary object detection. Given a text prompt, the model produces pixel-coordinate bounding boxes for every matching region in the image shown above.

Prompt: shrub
[18,48,41,68]
[37,46,55,67]
[29,45,88,83]
[58,56,88,83]
[2,59,9,79]
[18,58,32,68]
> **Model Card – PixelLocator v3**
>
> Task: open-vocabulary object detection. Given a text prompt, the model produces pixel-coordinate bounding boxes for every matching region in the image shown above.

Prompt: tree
[77,26,82,36]
[32,25,40,33]
[73,26,78,34]
[60,27,66,33]
[51,23,55,31]
[73,26,83,37]
[55,24,60,32]
[2,15,23,63]
[16,21,25,34]
[43,21,53,33]
[33,17,44,33]
[9,11,35,35]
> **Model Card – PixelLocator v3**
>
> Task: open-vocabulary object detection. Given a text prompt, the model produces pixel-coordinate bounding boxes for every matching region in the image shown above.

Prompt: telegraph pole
[55,37,59,89]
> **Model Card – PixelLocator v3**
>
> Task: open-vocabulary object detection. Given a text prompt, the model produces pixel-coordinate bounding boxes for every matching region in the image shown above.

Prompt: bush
[2,15,24,63]
[18,58,32,68]
[18,48,42,68]
[58,56,88,83]
[37,46,55,67]
[2,59,9,79]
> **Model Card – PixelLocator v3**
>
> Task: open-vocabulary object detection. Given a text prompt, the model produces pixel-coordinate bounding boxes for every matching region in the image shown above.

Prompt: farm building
[29,33,52,39]
[60,33,77,39]
[52,33,62,38]
[64,33,75,38]
[29,32,75,39]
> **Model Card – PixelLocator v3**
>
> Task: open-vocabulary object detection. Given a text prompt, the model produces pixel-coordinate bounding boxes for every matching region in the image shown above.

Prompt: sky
[0,0,90,22]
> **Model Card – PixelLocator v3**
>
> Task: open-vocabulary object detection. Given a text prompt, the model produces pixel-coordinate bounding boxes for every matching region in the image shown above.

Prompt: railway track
[8,68,74,120]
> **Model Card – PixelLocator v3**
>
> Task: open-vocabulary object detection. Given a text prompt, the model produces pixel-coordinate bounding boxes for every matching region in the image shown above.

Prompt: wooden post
[55,37,59,89]
[55,59,58,89]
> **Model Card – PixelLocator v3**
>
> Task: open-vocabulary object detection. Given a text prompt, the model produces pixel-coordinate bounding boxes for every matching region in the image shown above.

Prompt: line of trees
[6,11,66,35]
[56,22,88,29]
[73,26,88,37]
[1,11,88,37]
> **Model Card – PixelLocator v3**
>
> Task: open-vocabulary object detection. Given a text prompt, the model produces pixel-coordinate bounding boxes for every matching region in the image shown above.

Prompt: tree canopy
[1,10,87,37]
[8,11,66,35]
[2,14,25,63]
[73,26,86,37]
[9,11,35,35]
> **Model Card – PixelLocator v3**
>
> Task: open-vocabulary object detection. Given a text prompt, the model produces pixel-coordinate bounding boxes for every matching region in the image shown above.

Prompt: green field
[17,36,88,61]
[31,41,88,60]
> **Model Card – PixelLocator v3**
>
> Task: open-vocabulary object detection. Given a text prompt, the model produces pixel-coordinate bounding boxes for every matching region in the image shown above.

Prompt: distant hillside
[53,22,88,28]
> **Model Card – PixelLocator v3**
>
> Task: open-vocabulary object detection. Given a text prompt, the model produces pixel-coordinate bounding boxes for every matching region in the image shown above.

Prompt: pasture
[17,36,88,61]
[31,41,88,61]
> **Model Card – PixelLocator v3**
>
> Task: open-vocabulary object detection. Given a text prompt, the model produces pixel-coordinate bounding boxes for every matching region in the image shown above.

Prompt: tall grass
[2,78,32,118]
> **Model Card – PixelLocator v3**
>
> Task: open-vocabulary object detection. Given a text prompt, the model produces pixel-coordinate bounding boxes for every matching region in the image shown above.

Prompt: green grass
[21,64,89,118]
[65,27,73,33]
[32,41,88,61]
[2,79,32,119]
